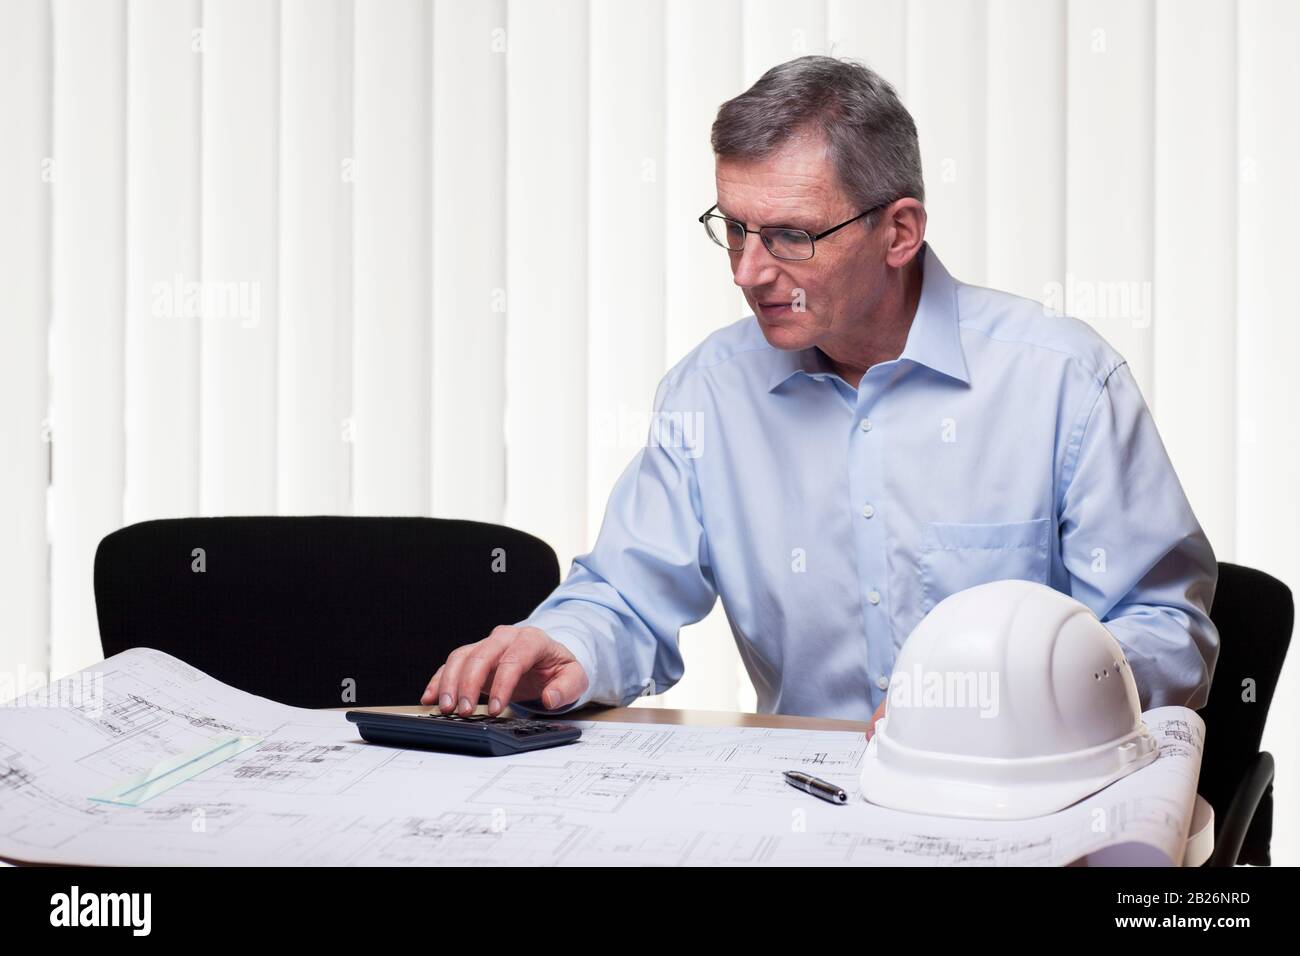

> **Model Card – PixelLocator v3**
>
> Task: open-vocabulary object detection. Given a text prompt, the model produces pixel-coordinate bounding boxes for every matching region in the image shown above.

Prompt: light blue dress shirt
[512,242,1220,721]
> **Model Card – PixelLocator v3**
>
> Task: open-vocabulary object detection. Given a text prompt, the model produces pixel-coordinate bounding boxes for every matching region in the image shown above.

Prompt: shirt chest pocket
[918,518,1052,613]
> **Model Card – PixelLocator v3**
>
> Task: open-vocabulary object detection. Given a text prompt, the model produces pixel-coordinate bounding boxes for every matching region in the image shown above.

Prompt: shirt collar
[765,242,970,392]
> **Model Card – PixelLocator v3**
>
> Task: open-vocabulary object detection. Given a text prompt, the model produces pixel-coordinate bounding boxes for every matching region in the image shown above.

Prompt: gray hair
[710,56,925,221]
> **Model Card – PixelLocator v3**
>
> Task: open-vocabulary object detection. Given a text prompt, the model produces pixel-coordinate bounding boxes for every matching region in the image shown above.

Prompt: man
[420,56,1220,738]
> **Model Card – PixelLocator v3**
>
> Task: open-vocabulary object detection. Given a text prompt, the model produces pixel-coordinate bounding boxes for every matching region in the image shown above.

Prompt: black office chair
[1197,561,1293,866]
[94,516,560,709]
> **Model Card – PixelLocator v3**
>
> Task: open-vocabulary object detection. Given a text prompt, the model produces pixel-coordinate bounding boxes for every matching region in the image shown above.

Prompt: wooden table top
[335,701,870,734]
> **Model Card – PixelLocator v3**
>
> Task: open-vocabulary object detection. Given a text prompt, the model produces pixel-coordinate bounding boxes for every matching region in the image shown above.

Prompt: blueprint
[0,648,1203,866]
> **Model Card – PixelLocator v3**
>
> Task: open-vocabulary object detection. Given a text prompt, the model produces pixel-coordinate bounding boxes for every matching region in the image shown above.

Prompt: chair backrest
[94,516,560,709]
[1197,561,1293,863]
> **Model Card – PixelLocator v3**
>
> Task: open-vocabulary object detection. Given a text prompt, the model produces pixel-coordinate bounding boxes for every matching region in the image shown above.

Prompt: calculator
[345,710,582,757]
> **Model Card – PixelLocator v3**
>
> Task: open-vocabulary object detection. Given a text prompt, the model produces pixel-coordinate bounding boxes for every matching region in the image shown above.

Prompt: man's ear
[883,199,926,270]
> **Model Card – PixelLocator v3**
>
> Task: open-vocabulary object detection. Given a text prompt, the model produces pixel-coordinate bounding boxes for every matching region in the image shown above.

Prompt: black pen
[783,770,847,804]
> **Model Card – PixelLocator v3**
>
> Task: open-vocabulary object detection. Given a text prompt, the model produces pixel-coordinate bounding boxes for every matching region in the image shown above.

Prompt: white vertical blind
[200,0,280,515]
[1066,0,1156,394]
[1237,0,1300,864]
[828,0,906,96]
[588,0,666,546]
[986,0,1065,300]
[1152,0,1236,562]
[907,0,987,284]
[2,0,1297,860]
[504,0,589,564]
[125,0,200,528]
[352,0,430,515]
[743,0,828,89]
[431,0,507,523]
[279,0,353,515]
[124,0,200,530]
[49,0,126,676]
[0,0,52,680]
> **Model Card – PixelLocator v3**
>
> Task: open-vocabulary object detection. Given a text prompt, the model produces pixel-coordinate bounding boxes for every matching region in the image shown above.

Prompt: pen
[783,770,848,804]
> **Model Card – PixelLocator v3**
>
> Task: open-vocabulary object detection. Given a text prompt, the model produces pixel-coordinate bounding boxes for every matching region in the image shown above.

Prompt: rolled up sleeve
[1058,361,1221,710]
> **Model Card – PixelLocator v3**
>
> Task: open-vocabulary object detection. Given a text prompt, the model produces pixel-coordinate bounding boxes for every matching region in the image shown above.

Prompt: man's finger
[538,663,587,711]
[540,682,569,710]
[864,699,887,740]
[455,639,518,716]
[419,665,445,706]
[435,645,476,713]
[485,633,547,715]
[441,627,518,715]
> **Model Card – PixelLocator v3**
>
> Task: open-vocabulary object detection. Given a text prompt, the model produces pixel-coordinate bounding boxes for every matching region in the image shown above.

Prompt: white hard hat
[860,579,1158,819]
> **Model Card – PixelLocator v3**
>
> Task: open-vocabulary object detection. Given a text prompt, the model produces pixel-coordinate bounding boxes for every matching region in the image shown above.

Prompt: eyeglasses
[698,201,894,261]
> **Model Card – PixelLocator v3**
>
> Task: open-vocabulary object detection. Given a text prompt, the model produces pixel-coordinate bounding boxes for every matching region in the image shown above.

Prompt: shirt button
[859,418,872,432]
[867,590,881,605]
[861,503,875,519]
[876,675,889,691]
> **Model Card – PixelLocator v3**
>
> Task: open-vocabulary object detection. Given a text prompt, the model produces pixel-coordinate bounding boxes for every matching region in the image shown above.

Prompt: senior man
[421,56,1220,735]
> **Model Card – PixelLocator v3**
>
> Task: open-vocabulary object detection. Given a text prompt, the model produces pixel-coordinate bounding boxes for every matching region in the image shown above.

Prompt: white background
[1,0,1295,863]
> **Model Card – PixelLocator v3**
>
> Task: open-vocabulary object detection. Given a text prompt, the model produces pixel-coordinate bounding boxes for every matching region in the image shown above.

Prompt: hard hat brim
[859,733,1157,820]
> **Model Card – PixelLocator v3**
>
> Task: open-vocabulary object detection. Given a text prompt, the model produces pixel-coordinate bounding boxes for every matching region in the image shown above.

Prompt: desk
[347,702,865,733]
[342,702,1214,866]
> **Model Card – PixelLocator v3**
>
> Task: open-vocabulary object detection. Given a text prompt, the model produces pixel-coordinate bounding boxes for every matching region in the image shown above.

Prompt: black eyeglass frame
[697,200,896,261]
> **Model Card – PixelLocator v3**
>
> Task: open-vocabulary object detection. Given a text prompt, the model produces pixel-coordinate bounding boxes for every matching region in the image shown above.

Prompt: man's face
[714,134,884,352]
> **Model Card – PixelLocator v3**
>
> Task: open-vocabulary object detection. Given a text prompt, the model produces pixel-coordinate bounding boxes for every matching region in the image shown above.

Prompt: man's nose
[731,235,780,290]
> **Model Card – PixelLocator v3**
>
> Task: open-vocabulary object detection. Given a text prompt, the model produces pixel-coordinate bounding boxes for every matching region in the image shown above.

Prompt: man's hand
[864,697,887,742]
[419,626,590,716]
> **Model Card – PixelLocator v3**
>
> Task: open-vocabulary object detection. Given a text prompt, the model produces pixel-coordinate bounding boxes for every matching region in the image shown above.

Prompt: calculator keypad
[423,713,566,737]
